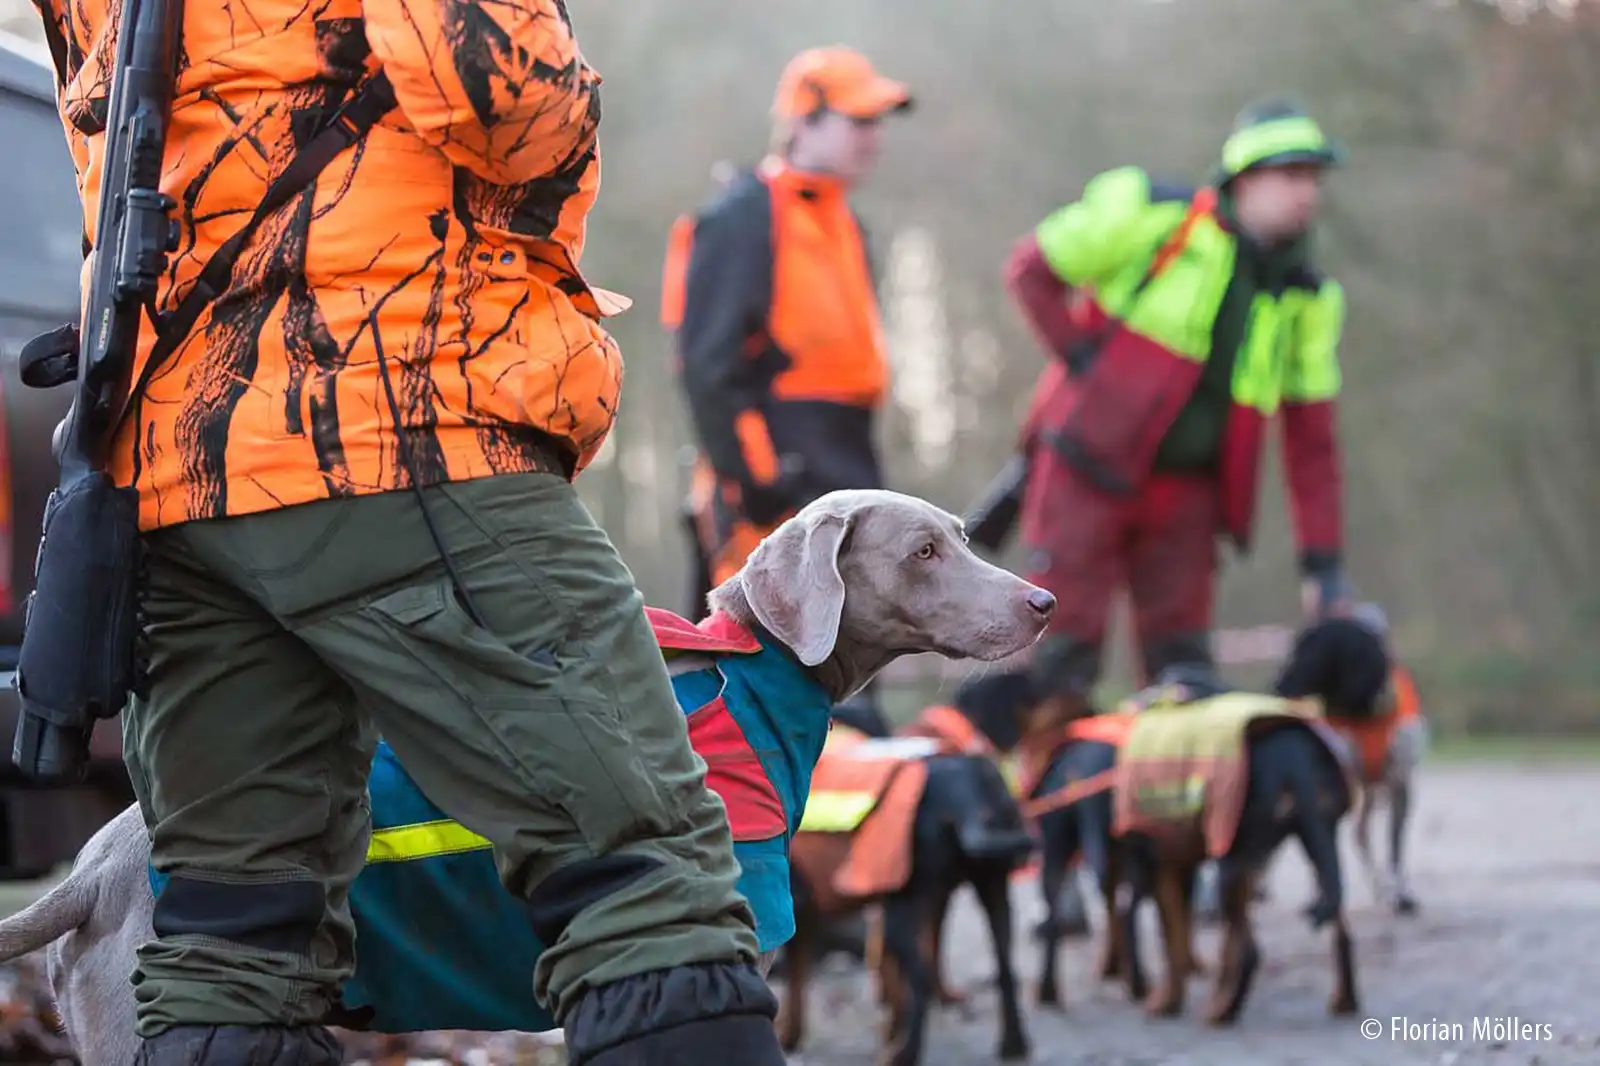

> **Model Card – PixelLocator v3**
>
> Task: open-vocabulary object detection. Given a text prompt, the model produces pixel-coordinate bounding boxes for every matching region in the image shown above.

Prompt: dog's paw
[1036,912,1091,941]
[776,1012,803,1053]
[1036,978,1062,1010]
[1303,897,1339,930]
[998,1031,1030,1061]
[1142,987,1183,1018]
[1395,893,1420,916]
[1202,998,1241,1028]
[1328,991,1360,1017]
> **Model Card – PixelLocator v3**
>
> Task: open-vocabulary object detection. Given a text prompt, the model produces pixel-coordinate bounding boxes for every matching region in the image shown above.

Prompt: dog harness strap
[1020,767,1118,820]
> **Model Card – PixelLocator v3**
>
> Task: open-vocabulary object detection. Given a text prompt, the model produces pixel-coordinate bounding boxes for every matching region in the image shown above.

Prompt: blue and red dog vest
[149,608,833,1034]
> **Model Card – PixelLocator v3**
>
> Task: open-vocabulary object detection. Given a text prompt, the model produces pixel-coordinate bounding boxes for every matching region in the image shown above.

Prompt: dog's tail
[0,860,97,961]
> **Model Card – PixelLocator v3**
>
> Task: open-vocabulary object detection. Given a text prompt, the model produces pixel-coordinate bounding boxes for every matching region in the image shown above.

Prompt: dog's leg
[1190,859,1222,926]
[1115,842,1150,1004]
[1052,863,1091,938]
[1251,851,1272,902]
[1203,866,1261,1026]
[1036,834,1070,1008]
[1143,861,1190,1018]
[1354,782,1388,905]
[1093,859,1123,982]
[1389,776,1419,915]
[1329,914,1361,1016]
[776,902,816,1052]
[878,895,934,1066]
[871,905,908,1056]
[1175,864,1209,977]
[973,871,1029,1061]
[926,885,966,1008]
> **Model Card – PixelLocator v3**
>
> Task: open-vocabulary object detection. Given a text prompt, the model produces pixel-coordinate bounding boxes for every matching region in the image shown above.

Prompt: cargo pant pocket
[361,579,669,856]
[364,577,561,707]
[500,695,677,854]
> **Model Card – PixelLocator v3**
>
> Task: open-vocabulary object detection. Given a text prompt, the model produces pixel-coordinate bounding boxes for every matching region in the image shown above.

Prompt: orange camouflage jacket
[36,0,623,529]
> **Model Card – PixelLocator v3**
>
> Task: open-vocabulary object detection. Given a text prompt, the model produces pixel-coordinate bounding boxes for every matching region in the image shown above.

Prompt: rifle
[11,0,185,782]
[962,452,1028,555]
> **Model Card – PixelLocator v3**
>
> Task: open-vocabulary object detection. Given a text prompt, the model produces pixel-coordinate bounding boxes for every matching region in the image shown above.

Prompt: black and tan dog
[778,681,1038,1066]
[1111,619,1390,1026]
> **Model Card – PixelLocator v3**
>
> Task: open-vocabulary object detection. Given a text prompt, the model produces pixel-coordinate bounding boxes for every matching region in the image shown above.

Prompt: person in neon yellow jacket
[1001,99,1354,936]
[1003,97,1353,705]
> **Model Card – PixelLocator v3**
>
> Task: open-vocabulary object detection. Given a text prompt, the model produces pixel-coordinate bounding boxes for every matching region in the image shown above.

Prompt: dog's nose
[1026,588,1056,618]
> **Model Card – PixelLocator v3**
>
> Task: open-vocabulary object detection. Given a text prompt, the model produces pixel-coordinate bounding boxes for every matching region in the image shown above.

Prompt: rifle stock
[12,0,184,783]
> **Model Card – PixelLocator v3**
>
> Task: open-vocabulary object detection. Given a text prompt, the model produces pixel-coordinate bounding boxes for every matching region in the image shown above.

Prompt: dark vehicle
[0,30,132,879]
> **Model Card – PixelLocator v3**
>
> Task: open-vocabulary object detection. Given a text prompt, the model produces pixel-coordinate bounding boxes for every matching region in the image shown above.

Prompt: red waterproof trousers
[1019,448,1219,695]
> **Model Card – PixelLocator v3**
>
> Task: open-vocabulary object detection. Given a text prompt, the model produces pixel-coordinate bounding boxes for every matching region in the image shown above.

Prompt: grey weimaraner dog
[0,488,1055,1065]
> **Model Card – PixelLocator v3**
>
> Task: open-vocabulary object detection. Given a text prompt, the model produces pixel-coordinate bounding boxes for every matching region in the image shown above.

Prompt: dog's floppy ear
[741,510,852,666]
[1276,617,1389,711]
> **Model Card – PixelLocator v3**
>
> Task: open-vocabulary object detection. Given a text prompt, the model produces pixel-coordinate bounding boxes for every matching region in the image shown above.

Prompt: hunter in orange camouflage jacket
[36,0,623,528]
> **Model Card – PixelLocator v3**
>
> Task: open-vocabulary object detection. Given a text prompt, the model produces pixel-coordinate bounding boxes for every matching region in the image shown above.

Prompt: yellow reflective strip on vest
[366,819,493,864]
[799,790,879,834]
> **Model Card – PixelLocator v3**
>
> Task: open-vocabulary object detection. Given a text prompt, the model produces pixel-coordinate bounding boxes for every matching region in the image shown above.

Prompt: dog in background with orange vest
[1330,603,1429,915]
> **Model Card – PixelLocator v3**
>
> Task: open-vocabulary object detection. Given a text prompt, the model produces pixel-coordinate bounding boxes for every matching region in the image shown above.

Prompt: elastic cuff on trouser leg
[523,847,760,1020]
[562,961,781,1066]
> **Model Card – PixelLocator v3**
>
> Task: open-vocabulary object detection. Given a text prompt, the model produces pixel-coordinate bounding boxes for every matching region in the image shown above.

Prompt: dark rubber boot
[564,961,783,1066]
[133,1025,344,1065]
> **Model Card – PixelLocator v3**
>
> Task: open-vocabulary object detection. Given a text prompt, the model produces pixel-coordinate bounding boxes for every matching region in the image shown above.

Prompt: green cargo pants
[122,471,759,1036]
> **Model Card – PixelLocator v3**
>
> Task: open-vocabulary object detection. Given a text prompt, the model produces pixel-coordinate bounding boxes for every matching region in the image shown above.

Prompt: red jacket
[1004,217,1342,569]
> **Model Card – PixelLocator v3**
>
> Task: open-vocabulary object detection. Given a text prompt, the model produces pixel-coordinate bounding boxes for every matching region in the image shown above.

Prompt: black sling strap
[29,4,399,427]
[36,8,70,91]
[34,8,94,261]
[109,73,398,437]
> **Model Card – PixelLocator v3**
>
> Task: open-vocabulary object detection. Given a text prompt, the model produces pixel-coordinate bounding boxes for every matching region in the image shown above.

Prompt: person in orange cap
[662,45,911,595]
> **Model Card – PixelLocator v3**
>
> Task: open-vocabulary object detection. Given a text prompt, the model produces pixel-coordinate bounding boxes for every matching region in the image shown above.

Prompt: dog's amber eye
[915,542,936,560]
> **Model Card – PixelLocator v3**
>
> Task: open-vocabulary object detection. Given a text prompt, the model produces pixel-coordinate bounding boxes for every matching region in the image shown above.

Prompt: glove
[1299,559,1353,621]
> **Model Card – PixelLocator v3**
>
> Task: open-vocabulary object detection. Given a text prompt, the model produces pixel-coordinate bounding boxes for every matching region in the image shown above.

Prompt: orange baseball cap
[772,46,913,121]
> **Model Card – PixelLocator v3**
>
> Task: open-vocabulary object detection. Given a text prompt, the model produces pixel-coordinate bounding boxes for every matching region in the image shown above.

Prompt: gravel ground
[3,763,1596,1065]
[781,763,1600,1066]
